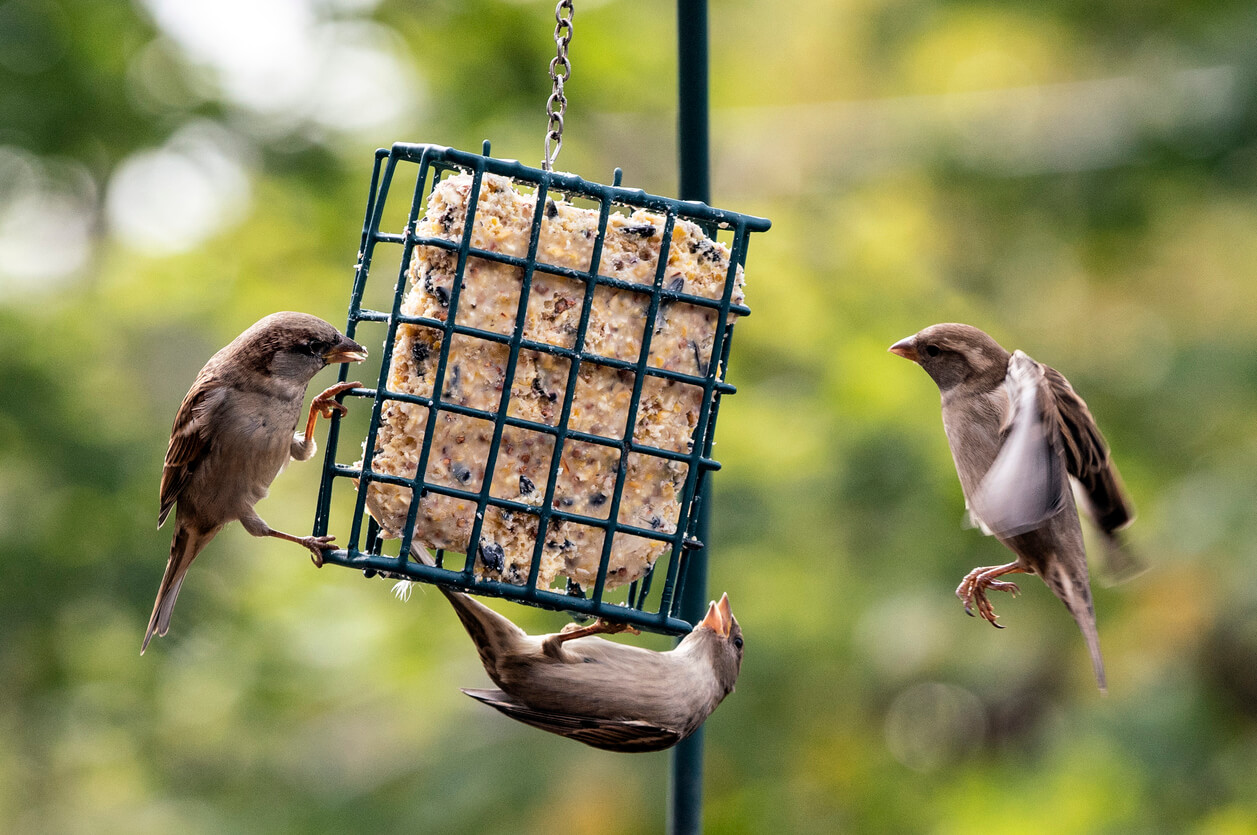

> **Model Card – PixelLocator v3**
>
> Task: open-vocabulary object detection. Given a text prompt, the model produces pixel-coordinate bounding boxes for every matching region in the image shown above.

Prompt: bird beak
[889,335,919,363]
[324,336,368,365]
[698,592,733,638]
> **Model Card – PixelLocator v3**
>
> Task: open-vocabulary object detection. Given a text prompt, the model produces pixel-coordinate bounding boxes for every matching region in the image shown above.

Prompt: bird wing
[1041,365,1135,533]
[158,379,224,527]
[461,689,683,753]
[970,351,1070,537]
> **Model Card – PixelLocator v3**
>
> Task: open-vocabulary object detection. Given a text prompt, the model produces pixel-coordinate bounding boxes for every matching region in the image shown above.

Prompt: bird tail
[440,587,526,675]
[141,523,215,654]
[1045,559,1107,693]
[1079,608,1107,695]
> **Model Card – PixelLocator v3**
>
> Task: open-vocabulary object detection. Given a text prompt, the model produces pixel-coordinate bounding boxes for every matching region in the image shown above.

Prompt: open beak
[324,336,368,365]
[698,592,733,638]
[889,335,919,363]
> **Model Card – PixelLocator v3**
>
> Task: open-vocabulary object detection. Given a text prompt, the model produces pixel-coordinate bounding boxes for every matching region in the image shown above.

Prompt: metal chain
[543,0,574,171]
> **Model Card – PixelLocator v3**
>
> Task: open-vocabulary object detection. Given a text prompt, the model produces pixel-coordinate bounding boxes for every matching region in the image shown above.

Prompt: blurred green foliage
[3,0,1257,831]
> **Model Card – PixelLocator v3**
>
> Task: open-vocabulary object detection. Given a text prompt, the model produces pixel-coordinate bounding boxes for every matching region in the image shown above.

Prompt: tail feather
[440,587,527,681]
[1075,603,1107,695]
[152,572,187,641]
[141,524,214,654]
[1046,559,1107,693]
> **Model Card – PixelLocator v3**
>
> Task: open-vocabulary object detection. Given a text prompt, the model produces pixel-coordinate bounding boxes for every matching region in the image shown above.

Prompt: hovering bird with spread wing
[891,323,1137,691]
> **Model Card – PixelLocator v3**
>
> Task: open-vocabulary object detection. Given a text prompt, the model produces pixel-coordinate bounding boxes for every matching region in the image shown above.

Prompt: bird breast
[941,387,1008,502]
[197,387,304,517]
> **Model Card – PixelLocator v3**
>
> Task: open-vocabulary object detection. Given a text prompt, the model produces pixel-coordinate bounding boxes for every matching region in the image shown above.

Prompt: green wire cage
[311,142,769,635]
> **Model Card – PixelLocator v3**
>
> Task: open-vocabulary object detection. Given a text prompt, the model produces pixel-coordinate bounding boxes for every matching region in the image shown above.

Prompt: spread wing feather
[1042,365,1135,533]
[971,351,1069,537]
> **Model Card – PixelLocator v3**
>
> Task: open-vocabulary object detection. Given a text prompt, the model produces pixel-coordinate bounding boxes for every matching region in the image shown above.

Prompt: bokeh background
[4,0,1257,831]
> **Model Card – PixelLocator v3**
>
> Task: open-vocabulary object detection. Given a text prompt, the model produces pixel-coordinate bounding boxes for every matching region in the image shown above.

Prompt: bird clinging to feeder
[443,585,743,752]
[143,312,366,653]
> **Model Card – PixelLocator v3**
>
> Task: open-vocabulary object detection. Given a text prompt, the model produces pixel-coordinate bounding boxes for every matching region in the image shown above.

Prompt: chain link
[543,0,574,171]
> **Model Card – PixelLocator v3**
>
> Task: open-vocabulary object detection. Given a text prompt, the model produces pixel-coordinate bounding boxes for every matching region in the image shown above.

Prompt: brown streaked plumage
[144,312,366,654]
[442,588,743,752]
[890,323,1137,691]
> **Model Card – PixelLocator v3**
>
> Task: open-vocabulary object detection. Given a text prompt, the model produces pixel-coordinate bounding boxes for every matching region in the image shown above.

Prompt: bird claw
[301,534,336,567]
[987,579,1021,597]
[311,381,360,420]
[318,402,348,420]
[956,564,1024,628]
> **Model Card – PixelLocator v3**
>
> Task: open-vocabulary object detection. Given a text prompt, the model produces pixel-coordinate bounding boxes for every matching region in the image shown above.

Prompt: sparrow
[890,323,1136,691]
[442,587,743,752]
[143,312,367,654]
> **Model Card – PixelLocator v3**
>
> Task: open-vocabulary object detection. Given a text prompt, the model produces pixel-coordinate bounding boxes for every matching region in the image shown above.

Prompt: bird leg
[300,381,361,448]
[266,529,337,568]
[956,561,1025,628]
[541,619,641,658]
[557,619,642,642]
[239,513,336,567]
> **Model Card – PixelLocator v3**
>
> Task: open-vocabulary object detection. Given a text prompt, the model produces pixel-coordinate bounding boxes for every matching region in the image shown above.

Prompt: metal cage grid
[313,142,769,635]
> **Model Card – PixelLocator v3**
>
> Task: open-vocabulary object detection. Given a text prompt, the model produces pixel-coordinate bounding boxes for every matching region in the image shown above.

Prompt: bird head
[237,312,368,384]
[690,592,743,694]
[889,322,1010,393]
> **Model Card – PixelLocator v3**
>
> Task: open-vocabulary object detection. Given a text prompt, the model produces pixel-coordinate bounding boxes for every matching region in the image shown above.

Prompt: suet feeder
[311,142,769,635]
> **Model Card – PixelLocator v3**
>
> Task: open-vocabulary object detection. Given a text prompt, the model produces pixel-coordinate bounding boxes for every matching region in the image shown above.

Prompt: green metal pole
[669,1,708,833]
[676,0,710,203]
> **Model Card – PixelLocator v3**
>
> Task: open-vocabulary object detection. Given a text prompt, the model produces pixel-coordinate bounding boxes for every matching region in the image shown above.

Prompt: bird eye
[924,344,941,357]
[306,340,327,356]
[733,636,743,649]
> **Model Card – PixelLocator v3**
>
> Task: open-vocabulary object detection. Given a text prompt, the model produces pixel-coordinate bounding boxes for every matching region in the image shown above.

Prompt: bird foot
[311,381,360,420]
[956,563,1024,628]
[299,382,361,451]
[298,534,336,567]
[262,528,338,567]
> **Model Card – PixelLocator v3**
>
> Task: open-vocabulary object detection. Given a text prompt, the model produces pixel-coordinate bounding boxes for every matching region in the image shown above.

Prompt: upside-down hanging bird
[443,587,743,752]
